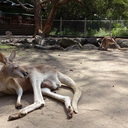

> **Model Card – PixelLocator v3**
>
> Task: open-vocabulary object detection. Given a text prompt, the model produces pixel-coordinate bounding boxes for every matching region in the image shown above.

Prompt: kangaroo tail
[57,71,82,113]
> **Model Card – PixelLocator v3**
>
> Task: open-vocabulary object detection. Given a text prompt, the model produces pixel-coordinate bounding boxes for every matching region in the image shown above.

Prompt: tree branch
[58,0,83,5]
[58,0,68,5]
[75,0,83,3]
[15,0,34,13]
[40,0,51,5]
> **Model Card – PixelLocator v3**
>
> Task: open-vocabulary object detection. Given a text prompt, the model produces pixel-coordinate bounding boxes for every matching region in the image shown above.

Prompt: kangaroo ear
[0,52,7,65]
[8,50,16,62]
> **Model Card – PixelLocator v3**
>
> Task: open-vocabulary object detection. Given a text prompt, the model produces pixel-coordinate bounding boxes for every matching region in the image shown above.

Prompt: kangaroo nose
[23,71,29,78]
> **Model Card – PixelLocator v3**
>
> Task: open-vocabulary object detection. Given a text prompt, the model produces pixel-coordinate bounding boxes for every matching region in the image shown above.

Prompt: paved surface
[0,49,128,128]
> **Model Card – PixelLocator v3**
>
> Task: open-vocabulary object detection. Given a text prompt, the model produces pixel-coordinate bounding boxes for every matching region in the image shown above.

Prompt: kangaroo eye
[14,66,18,69]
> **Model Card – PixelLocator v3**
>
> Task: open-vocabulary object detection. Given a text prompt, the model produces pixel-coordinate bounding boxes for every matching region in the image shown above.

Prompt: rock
[17,38,28,44]
[116,39,128,48]
[80,38,89,45]
[57,38,81,48]
[1,39,10,44]
[65,44,81,50]
[83,44,98,50]
[44,38,57,46]
[72,38,82,45]
[34,44,64,50]
[32,37,57,46]
[32,37,42,44]
[5,31,13,39]
[17,39,32,48]
[80,37,99,47]
[25,38,34,43]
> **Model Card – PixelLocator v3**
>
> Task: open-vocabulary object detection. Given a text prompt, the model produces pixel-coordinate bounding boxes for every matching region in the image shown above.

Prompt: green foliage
[11,0,128,20]
[50,22,128,37]
[50,28,84,36]
[0,44,16,50]
[61,28,84,36]
[111,23,128,36]
[87,23,128,37]
[57,0,128,20]
[93,28,110,37]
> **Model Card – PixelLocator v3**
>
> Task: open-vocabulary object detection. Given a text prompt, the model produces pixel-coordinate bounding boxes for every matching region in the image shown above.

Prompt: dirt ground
[0,48,128,128]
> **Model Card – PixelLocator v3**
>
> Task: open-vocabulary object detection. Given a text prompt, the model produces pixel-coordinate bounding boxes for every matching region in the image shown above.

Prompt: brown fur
[0,51,82,121]
[98,36,128,50]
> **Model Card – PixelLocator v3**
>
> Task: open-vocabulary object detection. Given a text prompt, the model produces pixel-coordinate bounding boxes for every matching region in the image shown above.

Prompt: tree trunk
[33,1,43,37]
[41,4,59,37]
[15,0,78,37]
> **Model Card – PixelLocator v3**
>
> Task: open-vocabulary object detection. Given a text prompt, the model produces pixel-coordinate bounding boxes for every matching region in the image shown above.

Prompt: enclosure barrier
[0,17,128,37]
[52,18,128,37]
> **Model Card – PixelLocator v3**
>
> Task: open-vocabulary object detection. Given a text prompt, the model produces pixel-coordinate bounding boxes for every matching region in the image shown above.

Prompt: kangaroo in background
[0,51,82,121]
[98,36,128,50]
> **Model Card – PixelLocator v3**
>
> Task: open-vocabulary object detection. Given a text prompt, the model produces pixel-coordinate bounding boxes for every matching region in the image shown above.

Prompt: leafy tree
[11,0,127,37]
[108,0,128,19]
[14,0,82,37]
[56,0,128,20]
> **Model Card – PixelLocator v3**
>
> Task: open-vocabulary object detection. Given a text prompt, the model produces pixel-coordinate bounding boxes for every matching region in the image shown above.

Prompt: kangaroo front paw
[8,112,26,121]
[67,106,73,118]
[15,104,22,110]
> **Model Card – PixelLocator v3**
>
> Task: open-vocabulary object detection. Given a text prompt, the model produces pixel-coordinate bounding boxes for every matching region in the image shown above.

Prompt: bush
[50,28,84,36]
[87,23,128,37]
[93,28,110,37]
[111,23,128,36]
[50,22,128,37]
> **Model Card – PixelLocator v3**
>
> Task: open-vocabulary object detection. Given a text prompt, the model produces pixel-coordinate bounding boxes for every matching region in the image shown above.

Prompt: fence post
[60,17,62,36]
[109,19,112,36]
[84,18,86,36]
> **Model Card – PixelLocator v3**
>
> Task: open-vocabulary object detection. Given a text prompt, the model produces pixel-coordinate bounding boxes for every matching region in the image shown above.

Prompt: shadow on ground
[0,49,128,128]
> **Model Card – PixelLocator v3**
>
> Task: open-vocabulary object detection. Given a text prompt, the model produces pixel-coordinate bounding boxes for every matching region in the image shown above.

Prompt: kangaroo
[0,51,82,121]
[98,36,128,50]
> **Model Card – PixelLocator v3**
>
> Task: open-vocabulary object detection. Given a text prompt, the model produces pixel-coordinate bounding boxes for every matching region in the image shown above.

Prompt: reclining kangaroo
[98,36,128,50]
[0,51,82,121]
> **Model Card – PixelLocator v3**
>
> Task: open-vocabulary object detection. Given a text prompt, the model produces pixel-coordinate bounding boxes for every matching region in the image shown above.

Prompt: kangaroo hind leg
[41,88,73,118]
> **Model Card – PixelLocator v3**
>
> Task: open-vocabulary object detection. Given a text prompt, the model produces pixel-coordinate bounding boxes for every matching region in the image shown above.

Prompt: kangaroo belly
[16,78,33,92]
[1,89,16,95]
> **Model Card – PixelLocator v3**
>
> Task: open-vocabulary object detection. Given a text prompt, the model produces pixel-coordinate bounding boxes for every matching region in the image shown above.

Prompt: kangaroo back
[57,71,82,113]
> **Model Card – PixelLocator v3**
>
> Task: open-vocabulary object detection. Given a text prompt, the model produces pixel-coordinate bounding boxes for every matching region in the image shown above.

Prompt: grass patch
[0,44,16,50]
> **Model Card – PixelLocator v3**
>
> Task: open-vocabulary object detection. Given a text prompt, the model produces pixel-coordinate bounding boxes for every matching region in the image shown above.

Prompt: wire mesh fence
[51,18,128,37]
[0,16,128,37]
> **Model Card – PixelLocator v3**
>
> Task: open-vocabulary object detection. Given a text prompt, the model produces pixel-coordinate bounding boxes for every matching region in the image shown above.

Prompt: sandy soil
[0,48,128,128]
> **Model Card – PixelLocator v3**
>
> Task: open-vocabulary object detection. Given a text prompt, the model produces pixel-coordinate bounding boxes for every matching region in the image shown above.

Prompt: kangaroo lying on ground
[0,51,82,121]
[98,36,128,50]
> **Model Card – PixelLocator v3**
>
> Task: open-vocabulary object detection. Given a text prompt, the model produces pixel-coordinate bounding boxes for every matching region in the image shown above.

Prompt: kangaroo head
[0,51,28,78]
